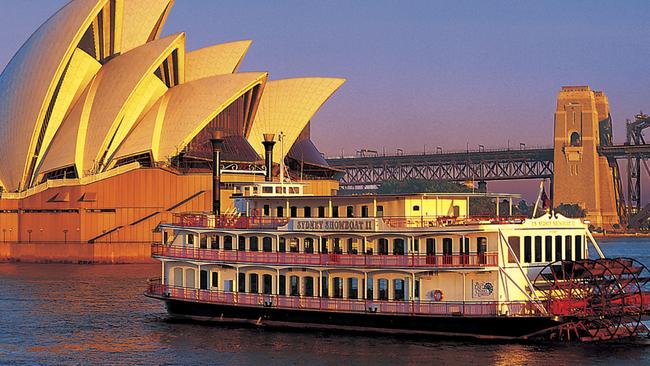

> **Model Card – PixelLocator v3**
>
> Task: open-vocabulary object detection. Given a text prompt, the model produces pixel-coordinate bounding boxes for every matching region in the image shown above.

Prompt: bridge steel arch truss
[328,149,554,188]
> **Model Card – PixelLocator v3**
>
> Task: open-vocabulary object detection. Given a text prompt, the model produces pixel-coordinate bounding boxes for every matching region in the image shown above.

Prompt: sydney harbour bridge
[327,90,650,229]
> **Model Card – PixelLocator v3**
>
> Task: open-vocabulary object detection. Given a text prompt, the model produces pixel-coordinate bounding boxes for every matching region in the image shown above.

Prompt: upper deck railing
[152,244,499,268]
[170,213,526,230]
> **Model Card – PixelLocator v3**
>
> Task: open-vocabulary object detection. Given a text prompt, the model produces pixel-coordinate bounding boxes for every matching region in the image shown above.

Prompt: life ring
[433,289,443,302]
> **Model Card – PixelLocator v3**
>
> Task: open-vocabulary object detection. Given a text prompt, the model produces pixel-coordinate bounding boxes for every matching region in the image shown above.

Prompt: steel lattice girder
[328,148,554,187]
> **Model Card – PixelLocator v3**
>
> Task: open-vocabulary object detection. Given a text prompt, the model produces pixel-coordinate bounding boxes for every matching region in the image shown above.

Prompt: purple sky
[1,1,649,200]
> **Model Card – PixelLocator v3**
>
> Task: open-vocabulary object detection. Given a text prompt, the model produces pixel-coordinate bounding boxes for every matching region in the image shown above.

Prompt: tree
[554,203,586,218]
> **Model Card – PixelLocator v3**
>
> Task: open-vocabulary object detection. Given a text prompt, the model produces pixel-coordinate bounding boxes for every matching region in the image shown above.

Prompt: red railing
[170,213,525,230]
[151,244,499,268]
[146,280,539,317]
[172,213,289,229]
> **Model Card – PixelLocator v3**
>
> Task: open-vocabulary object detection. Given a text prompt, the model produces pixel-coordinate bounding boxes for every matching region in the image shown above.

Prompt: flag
[541,188,551,209]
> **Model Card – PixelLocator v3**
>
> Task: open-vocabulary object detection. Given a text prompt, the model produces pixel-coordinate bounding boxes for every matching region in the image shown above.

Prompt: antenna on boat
[279,131,285,184]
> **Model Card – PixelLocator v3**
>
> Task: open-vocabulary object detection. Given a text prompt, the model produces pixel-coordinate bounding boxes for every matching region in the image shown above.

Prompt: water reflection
[0,237,650,365]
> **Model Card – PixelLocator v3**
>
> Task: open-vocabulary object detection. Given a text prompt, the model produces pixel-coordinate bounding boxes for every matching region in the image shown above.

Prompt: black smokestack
[210,130,224,216]
[262,133,276,182]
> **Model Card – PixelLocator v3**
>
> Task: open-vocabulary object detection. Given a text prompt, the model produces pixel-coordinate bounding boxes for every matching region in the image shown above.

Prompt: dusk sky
[1,1,649,199]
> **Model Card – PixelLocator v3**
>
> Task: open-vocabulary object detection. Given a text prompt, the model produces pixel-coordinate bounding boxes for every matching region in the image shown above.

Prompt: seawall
[0,241,155,264]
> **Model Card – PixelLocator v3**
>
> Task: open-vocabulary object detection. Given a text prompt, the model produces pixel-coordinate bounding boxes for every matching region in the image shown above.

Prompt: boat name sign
[290,218,375,232]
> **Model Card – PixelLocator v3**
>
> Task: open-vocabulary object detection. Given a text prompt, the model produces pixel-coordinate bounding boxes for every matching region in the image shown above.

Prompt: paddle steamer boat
[146,181,650,341]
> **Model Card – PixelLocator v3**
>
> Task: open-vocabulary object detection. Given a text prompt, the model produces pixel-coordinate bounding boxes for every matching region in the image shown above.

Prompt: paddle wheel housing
[534,257,650,341]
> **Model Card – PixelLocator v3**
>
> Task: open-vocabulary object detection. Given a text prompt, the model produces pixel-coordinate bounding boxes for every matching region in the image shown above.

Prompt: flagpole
[532,181,544,219]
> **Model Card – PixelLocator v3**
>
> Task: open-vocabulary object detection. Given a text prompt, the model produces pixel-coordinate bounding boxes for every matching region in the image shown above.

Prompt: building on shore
[0,0,344,262]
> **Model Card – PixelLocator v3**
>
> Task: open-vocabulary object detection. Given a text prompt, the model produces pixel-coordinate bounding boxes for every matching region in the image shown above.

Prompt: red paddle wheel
[534,258,650,341]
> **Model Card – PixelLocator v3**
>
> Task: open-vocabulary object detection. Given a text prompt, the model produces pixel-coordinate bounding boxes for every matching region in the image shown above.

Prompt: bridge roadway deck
[326,144,650,188]
[327,148,554,187]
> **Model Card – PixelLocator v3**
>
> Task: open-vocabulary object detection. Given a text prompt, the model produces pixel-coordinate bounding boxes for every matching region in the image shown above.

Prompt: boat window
[249,236,259,252]
[278,238,287,253]
[459,237,469,263]
[346,206,354,218]
[555,235,563,260]
[318,206,325,218]
[210,235,219,249]
[394,238,405,255]
[413,205,420,211]
[263,274,272,294]
[333,277,343,298]
[263,237,272,252]
[238,273,246,292]
[321,238,328,253]
[263,204,270,216]
[377,206,384,217]
[508,236,520,263]
[413,238,419,253]
[333,238,342,254]
[575,235,583,260]
[565,235,573,261]
[378,279,389,300]
[187,234,194,246]
[443,238,453,264]
[224,280,233,292]
[378,238,389,255]
[534,236,542,262]
[523,236,532,263]
[545,236,553,262]
[279,275,286,295]
[426,238,436,255]
[200,270,208,290]
[348,278,358,299]
[361,205,369,217]
[304,207,312,218]
[477,237,487,264]
[305,277,314,297]
[249,273,259,293]
[224,235,233,250]
[200,235,207,249]
[305,238,314,253]
[394,279,405,300]
[212,272,219,288]
[347,238,357,254]
[289,187,299,194]
[367,277,373,299]
[275,186,282,194]
[185,269,195,288]
[238,236,246,251]
[289,238,299,252]
[163,231,169,244]
[173,267,183,287]
[262,186,273,194]
[332,206,339,218]
[276,206,284,217]
[452,205,460,217]
[290,206,297,218]
[415,280,420,299]
[211,272,219,288]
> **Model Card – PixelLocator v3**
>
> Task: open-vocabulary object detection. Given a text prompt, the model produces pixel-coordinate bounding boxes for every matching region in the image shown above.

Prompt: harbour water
[1,237,650,365]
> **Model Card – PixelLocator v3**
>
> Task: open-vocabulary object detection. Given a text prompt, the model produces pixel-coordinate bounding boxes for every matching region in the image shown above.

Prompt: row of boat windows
[178,233,489,256]
[172,268,414,300]
[260,205,380,218]
[258,205,452,218]
[508,235,584,264]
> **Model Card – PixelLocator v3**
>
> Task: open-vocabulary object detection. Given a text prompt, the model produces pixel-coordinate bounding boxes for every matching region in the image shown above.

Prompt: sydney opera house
[0,0,344,261]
